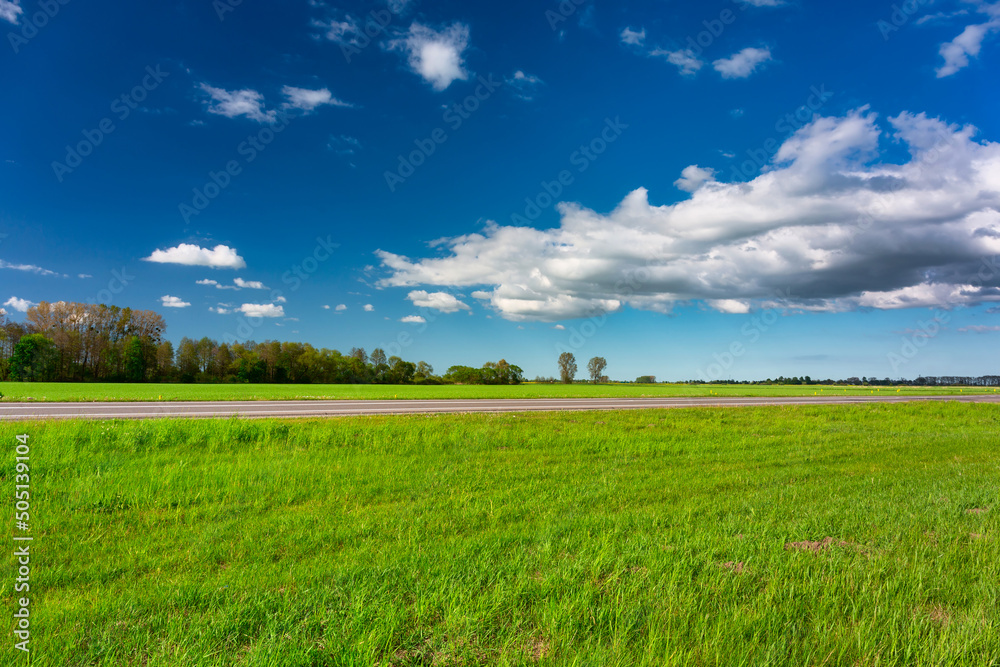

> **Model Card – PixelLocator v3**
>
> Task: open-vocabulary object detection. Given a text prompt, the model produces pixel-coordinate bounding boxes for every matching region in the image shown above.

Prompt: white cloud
[0,307,6,316]
[200,84,276,123]
[713,47,773,79]
[650,48,704,76]
[144,244,246,269]
[553,324,566,330]
[3,296,33,312]
[234,278,267,289]
[506,70,543,100]
[936,18,1000,77]
[282,86,352,112]
[239,303,285,318]
[708,299,751,314]
[377,108,1000,321]
[0,0,22,24]
[958,325,1000,333]
[400,315,427,323]
[674,165,717,193]
[388,23,470,91]
[160,295,191,308]
[336,304,347,311]
[0,259,65,277]
[210,306,231,314]
[620,26,646,46]
[735,0,785,6]
[363,304,375,312]
[78,273,93,279]
[407,290,470,313]
[322,304,331,309]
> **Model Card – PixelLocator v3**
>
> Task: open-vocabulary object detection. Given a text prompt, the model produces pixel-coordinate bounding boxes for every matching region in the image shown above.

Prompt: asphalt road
[2,394,999,420]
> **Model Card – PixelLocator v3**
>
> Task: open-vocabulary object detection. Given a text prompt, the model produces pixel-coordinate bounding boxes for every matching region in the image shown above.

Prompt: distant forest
[1,301,996,386]
[0,301,522,385]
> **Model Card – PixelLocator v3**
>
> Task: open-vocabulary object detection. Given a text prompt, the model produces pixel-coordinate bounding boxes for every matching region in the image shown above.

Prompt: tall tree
[587,356,608,383]
[9,334,58,381]
[558,352,577,384]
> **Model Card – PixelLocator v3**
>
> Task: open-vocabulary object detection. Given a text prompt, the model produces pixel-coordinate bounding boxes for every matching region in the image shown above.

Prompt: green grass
[0,381,991,402]
[2,403,998,665]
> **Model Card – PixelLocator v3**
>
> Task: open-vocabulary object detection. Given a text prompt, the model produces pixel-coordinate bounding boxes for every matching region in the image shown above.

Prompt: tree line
[0,301,523,385]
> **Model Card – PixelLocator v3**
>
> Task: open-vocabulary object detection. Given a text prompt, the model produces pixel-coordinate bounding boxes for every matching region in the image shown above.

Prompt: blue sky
[2,0,1000,381]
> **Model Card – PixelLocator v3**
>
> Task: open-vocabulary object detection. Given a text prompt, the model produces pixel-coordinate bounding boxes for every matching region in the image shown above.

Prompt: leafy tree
[558,352,577,384]
[635,375,656,384]
[587,356,607,383]
[9,334,58,381]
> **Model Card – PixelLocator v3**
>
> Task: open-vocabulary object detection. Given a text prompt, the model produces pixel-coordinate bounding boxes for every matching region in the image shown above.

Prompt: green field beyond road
[0,381,993,402]
[2,403,997,665]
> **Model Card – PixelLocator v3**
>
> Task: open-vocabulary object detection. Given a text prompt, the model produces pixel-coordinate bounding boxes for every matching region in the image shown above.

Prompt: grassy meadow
[2,402,999,665]
[0,381,991,402]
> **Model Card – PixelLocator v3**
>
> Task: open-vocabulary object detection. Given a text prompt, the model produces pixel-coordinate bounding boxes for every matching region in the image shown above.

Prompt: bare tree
[558,352,577,384]
[587,356,607,383]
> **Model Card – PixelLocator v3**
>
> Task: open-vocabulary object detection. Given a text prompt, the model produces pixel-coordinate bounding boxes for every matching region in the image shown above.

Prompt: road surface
[2,394,999,420]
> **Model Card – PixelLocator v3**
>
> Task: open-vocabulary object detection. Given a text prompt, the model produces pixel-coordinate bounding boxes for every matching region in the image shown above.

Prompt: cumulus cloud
[363,304,375,312]
[160,295,191,308]
[0,0,22,24]
[0,259,65,277]
[620,26,646,46]
[650,48,704,76]
[145,244,246,269]
[210,306,231,314]
[400,315,427,323]
[377,108,1000,322]
[407,290,470,313]
[234,278,267,289]
[200,84,276,122]
[674,165,717,193]
[239,303,285,318]
[336,304,347,311]
[387,23,470,90]
[713,47,773,78]
[3,296,33,312]
[282,86,352,112]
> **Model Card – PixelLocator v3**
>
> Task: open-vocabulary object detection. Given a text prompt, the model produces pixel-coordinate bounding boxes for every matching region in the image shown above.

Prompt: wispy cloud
[650,48,704,76]
[620,26,645,46]
[0,0,22,24]
[713,47,773,79]
[0,259,65,277]
[281,86,352,112]
[199,84,276,122]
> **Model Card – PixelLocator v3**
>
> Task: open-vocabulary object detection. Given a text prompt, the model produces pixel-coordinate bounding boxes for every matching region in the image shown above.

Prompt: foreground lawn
[2,403,998,666]
[0,381,991,402]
